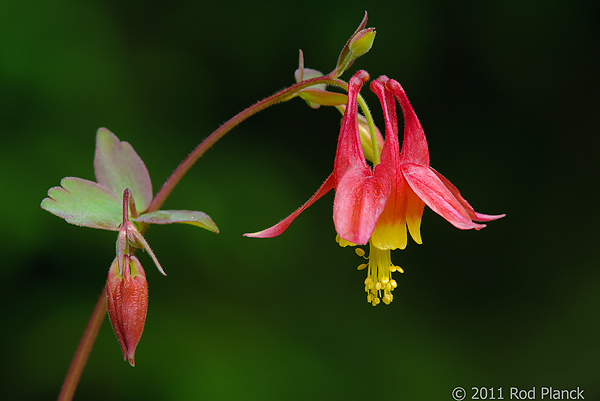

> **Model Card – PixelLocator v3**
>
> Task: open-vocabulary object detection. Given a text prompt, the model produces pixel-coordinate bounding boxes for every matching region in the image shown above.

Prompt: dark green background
[1,0,598,400]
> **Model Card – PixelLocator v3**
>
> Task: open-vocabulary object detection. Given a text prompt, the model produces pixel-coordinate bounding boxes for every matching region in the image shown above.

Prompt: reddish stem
[57,288,107,401]
[146,75,347,214]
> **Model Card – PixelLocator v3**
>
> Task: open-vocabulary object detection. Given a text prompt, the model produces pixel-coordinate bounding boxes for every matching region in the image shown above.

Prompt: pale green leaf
[133,210,219,234]
[94,128,153,213]
[41,177,122,230]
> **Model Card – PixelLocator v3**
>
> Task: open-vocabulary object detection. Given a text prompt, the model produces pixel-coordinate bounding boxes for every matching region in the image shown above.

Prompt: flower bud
[348,28,376,59]
[331,12,376,78]
[106,255,148,366]
[334,28,376,78]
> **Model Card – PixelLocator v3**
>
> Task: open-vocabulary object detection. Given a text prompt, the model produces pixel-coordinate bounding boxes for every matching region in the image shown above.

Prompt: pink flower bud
[106,255,148,366]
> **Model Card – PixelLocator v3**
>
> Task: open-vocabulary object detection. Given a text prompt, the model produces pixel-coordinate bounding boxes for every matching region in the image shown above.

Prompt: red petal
[402,163,486,230]
[333,164,391,245]
[431,168,505,222]
[122,256,148,367]
[244,173,335,238]
[106,258,127,361]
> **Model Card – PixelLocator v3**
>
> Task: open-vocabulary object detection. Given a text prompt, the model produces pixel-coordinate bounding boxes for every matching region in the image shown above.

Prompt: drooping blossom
[246,70,504,306]
[354,76,505,305]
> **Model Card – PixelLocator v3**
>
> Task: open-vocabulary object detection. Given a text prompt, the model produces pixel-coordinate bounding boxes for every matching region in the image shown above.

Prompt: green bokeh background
[1,0,599,400]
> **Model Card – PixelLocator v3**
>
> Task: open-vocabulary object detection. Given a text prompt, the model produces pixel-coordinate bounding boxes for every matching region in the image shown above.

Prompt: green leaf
[133,210,219,234]
[94,128,153,213]
[41,177,122,230]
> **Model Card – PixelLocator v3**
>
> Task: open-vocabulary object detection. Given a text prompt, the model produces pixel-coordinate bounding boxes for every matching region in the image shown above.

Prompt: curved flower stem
[58,287,107,401]
[146,75,348,214]
[356,94,379,165]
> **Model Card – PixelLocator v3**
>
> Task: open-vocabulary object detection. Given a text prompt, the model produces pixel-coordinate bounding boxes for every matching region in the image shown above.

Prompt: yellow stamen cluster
[356,243,403,306]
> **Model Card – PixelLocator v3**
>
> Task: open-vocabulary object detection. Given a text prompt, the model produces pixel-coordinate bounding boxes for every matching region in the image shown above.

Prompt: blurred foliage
[1,0,599,400]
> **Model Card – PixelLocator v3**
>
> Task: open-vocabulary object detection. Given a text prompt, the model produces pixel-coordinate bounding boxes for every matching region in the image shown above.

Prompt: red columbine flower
[245,70,391,244]
[246,70,504,306]
[354,76,505,305]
